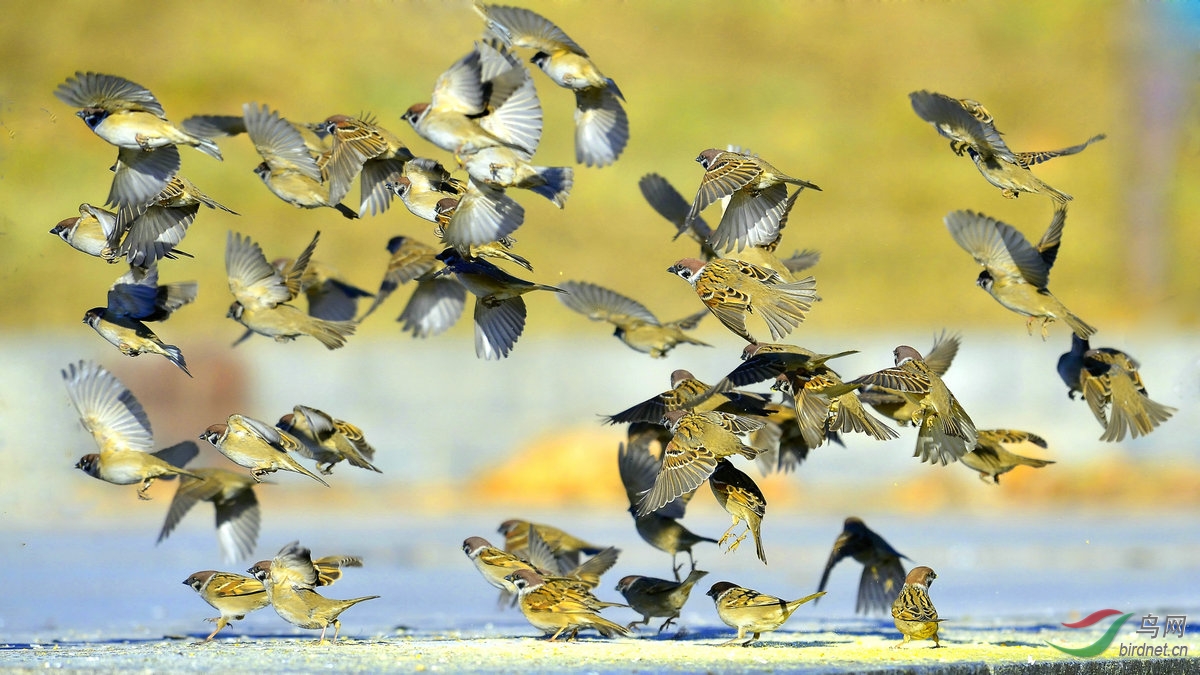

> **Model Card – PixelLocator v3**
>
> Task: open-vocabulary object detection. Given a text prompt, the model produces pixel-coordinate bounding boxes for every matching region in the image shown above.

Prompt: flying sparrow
[159,467,261,563]
[1057,336,1176,442]
[498,519,604,571]
[961,429,1055,484]
[200,414,330,487]
[54,72,222,209]
[605,368,771,426]
[84,265,196,376]
[433,180,526,252]
[182,571,269,641]
[852,346,977,465]
[891,566,943,648]
[358,235,469,338]
[384,157,467,222]
[684,149,820,253]
[50,203,122,259]
[708,459,767,564]
[945,208,1095,339]
[668,257,818,344]
[505,568,631,641]
[110,175,236,267]
[706,581,825,646]
[269,257,374,323]
[276,405,381,474]
[615,569,709,633]
[321,113,414,216]
[557,281,711,358]
[475,2,628,167]
[62,360,198,499]
[639,173,717,259]
[463,146,573,207]
[816,517,909,616]
[859,332,960,426]
[248,542,378,644]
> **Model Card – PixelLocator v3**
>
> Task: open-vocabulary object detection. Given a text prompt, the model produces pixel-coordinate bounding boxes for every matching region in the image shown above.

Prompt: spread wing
[62,360,153,454]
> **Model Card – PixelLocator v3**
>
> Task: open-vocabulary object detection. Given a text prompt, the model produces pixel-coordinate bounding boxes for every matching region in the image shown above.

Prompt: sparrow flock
[48,0,1176,653]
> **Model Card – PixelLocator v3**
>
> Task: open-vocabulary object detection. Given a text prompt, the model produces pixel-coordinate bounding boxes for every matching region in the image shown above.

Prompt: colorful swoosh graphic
[1061,608,1125,629]
[1047,611,1134,657]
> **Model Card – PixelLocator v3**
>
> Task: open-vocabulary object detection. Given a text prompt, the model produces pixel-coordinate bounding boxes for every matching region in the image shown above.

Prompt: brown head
[905,566,936,588]
[75,454,101,478]
[669,369,695,386]
[401,103,428,126]
[462,536,492,557]
[667,258,706,282]
[504,568,543,592]
[50,217,79,240]
[614,575,642,593]
[82,307,104,326]
[200,424,228,446]
[741,343,762,361]
[497,519,523,537]
[695,148,723,170]
[705,581,739,600]
[276,413,295,432]
[183,570,218,592]
[246,560,272,582]
[661,409,687,429]
[893,345,922,366]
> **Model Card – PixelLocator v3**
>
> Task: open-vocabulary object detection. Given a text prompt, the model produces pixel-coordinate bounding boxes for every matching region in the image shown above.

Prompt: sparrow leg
[203,617,227,642]
[547,627,568,642]
[317,623,330,645]
[136,478,155,500]
[719,627,749,647]
[977,472,995,485]
[330,619,342,644]
[1002,188,1019,199]
[727,530,749,553]
[251,469,267,482]
[1024,316,1036,336]
[717,523,738,548]
[1039,318,1052,341]
[657,616,676,634]
[318,462,334,475]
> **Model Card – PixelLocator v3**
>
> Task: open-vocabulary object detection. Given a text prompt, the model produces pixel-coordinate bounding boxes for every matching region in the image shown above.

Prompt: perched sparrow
[249,542,378,644]
[816,517,909,616]
[159,468,261,563]
[464,533,616,609]
[617,438,717,578]
[111,175,235,267]
[615,569,709,633]
[62,360,198,499]
[434,248,564,360]
[182,571,269,641]
[910,90,1103,206]
[706,582,825,646]
[225,231,357,350]
[605,368,771,426]
[321,113,414,216]
[1058,336,1176,442]
[50,204,121,259]
[708,460,767,564]
[498,519,603,571]
[505,569,631,641]
[961,429,1055,484]
[891,566,943,648]
[859,332,960,426]
[668,257,818,344]
[684,149,820,253]
[243,103,357,218]
[852,346,977,465]
[200,414,329,487]
[54,72,222,209]
[277,405,381,474]
[639,173,717,260]
[476,2,628,167]
[84,265,197,376]
[945,208,1095,339]
[637,410,766,517]
[434,180,526,251]
[557,281,710,358]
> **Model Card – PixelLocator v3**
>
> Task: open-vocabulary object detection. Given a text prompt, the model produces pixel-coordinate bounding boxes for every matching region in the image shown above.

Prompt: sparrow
[858,332,961,426]
[384,157,467,222]
[243,103,357,218]
[321,113,414,215]
[182,112,333,155]
[270,257,374,323]
[200,414,330,487]
[276,405,381,474]
[505,569,631,641]
[684,149,821,253]
[249,542,378,644]
[617,438,718,579]
[498,519,604,571]
[852,346,977,466]
[891,566,943,648]
[54,72,222,209]
[182,571,269,641]
[62,360,198,499]
[615,569,709,633]
[605,368,772,426]
[225,231,358,350]
[358,235,469,338]
[637,410,766,517]
[910,90,1103,206]
[1057,336,1176,442]
[816,517,909,616]
[476,2,629,167]
[961,429,1055,484]
[88,263,196,367]
[639,173,717,260]
[946,208,1095,339]
[434,180,526,251]
[159,467,261,563]
[434,248,564,360]
[557,281,711,358]
[708,459,767,564]
[110,175,236,267]
[464,534,617,609]
[755,402,844,473]
[50,204,122,259]
[668,257,818,344]
[402,41,540,161]
[706,582,825,646]
[463,535,544,598]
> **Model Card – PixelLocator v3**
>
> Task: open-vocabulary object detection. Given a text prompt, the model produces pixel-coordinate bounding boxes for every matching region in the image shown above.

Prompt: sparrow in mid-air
[706,581,825,646]
[853,346,977,465]
[816,517,909,616]
[62,360,198,499]
[891,566,943,648]
[945,208,1095,339]
[476,2,629,167]
[557,281,711,358]
[639,172,718,259]
[384,157,467,222]
[359,235,469,341]
[858,332,960,426]
[54,72,222,209]
[708,459,768,564]
[159,467,261,563]
[961,429,1055,484]
[505,569,631,641]
[321,113,414,216]
[276,405,381,474]
[497,519,604,572]
[50,203,122,259]
[84,265,197,376]
[1057,336,1176,442]
[433,180,526,252]
[615,569,709,633]
[248,542,378,644]
[110,175,236,267]
[200,414,330,487]
[668,257,818,344]
[604,368,772,426]
[684,149,821,253]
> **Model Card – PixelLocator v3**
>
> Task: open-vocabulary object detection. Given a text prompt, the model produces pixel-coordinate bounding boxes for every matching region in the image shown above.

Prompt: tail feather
[1064,311,1096,339]
[163,344,193,378]
[529,166,573,208]
[193,136,224,161]
[310,318,358,350]
[588,614,633,638]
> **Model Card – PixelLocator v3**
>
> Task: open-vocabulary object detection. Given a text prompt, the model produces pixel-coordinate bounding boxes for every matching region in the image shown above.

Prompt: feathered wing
[858,557,907,615]
[399,276,468,338]
[474,296,526,360]
[62,360,153,454]
[944,210,1049,288]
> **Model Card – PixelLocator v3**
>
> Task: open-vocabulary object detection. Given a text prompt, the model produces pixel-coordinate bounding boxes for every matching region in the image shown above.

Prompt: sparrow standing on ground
[668,257,818,344]
[557,281,710,358]
[505,569,631,641]
[277,405,381,474]
[1057,336,1176,441]
[62,360,198,499]
[816,517,909,616]
[615,569,709,633]
[891,566,944,648]
[249,542,378,644]
[200,414,330,487]
[182,571,269,641]
[706,582,825,646]
[961,430,1055,484]
[159,468,261,563]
